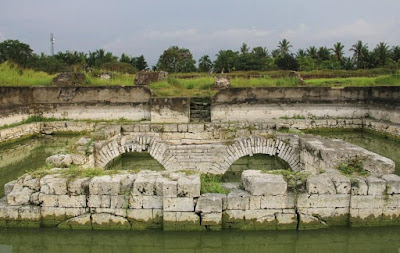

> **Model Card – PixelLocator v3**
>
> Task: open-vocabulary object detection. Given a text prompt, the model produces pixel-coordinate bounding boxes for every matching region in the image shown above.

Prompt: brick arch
[217,135,301,174]
[95,135,178,170]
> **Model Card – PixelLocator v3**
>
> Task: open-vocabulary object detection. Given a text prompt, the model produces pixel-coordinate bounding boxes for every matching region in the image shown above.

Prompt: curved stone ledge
[1,169,400,231]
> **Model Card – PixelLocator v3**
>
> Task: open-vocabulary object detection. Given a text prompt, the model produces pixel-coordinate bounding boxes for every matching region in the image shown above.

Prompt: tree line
[1,39,399,74]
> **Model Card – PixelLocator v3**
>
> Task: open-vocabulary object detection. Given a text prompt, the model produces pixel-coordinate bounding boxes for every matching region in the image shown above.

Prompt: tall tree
[350,40,369,69]
[135,55,148,71]
[156,46,196,73]
[0,39,33,66]
[392,46,400,63]
[198,55,213,72]
[331,42,345,63]
[240,43,250,54]
[373,42,390,67]
[213,50,238,73]
[317,47,331,61]
[306,46,318,59]
[277,39,292,56]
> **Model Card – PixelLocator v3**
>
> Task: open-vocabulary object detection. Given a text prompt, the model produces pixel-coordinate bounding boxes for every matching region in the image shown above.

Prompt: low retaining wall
[1,86,400,127]
[2,169,400,230]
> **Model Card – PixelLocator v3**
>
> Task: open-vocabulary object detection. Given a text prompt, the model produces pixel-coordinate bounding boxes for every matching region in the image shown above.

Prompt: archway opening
[107,152,164,171]
[222,154,290,182]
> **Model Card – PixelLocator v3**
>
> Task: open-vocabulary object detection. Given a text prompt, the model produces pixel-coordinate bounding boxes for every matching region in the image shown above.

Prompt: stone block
[65,207,89,219]
[177,175,201,197]
[382,174,400,194]
[21,175,40,191]
[111,195,129,209]
[201,213,222,226]
[58,213,91,230]
[18,206,41,221]
[306,174,336,195]
[195,194,224,213]
[242,170,287,196]
[351,177,368,196]
[30,192,40,205]
[367,176,386,195]
[39,194,59,207]
[142,196,163,209]
[119,174,137,194]
[92,213,131,230]
[330,173,351,194]
[129,194,143,209]
[88,195,111,208]
[297,194,350,208]
[132,174,158,196]
[162,180,178,197]
[91,208,127,218]
[350,195,385,209]
[188,124,204,133]
[89,175,121,195]
[58,195,86,208]
[249,196,261,210]
[41,207,66,225]
[260,194,295,209]
[225,190,251,210]
[127,209,153,222]
[40,175,68,195]
[163,197,194,212]
[7,187,34,206]
[4,180,16,196]
[276,213,297,229]
[67,178,89,195]
[222,210,245,222]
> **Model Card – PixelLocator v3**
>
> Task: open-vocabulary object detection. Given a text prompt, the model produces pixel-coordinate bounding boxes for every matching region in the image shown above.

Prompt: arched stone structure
[217,136,302,174]
[95,135,179,170]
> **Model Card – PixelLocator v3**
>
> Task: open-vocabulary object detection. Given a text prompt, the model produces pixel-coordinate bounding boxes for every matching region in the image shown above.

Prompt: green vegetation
[27,165,121,179]
[264,170,310,190]
[0,62,54,86]
[338,158,369,176]
[200,174,230,194]
[148,77,215,97]
[0,115,69,130]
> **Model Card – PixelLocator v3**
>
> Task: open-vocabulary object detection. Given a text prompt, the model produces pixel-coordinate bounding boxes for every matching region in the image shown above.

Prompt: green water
[108,152,165,171]
[0,227,400,252]
[307,129,400,175]
[0,135,80,197]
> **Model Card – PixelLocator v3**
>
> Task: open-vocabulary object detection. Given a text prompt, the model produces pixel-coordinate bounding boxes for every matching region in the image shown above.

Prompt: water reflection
[0,227,399,253]
[0,135,80,197]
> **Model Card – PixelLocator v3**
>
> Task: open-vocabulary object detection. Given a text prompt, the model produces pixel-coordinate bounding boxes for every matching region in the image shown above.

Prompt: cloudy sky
[1,0,399,66]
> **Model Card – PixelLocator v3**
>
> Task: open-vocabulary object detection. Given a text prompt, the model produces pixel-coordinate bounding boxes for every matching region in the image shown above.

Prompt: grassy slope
[1,62,399,97]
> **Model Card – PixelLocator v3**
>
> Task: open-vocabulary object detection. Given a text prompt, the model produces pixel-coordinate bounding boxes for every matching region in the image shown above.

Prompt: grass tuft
[200,174,230,194]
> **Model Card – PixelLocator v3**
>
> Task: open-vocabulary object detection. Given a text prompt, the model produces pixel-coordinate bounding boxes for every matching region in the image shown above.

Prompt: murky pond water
[0,226,400,252]
[306,129,400,175]
[0,135,81,197]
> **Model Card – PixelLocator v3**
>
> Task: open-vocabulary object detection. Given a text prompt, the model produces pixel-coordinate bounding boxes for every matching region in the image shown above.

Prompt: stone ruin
[214,76,230,89]
[289,71,305,85]
[134,71,168,85]
[52,72,86,86]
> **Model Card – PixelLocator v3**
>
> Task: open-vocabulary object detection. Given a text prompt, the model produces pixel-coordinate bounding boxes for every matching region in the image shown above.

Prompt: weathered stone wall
[150,97,190,123]
[0,86,152,125]
[2,169,399,230]
[212,87,400,124]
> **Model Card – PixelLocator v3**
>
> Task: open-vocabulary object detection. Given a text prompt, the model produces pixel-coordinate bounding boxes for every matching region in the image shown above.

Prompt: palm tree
[306,46,318,59]
[296,49,306,58]
[198,55,213,73]
[392,46,400,63]
[373,42,390,67]
[331,42,345,63]
[350,40,368,69]
[277,39,292,56]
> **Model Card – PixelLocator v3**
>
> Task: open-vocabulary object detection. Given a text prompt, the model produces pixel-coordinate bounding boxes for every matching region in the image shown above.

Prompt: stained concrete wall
[211,87,400,124]
[150,97,190,123]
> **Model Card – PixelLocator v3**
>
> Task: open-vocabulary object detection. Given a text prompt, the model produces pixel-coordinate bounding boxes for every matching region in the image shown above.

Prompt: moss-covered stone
[350,214,382,227]
[6,220,40,228]
[163,221,206,231]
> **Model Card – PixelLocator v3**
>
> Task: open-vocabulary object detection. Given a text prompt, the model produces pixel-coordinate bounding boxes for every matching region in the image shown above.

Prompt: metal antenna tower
[50,33,55,56]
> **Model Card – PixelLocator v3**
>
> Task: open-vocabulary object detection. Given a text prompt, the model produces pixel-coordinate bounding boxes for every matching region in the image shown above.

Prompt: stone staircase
[190,97,211,122]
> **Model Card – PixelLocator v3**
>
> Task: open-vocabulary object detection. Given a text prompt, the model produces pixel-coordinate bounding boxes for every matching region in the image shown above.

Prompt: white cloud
[280,24,309,40]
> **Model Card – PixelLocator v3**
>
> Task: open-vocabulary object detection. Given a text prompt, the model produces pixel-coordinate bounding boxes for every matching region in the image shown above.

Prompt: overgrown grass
[264,170,310,191]
[85,72,135,86]
[200,174,230,194]
[0,115,69,130]
[338,158,369,176]
[149,77,215,97]
[0,62,55,86]
[27,165,117,179]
